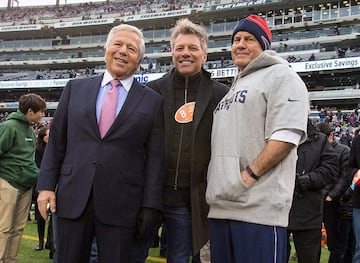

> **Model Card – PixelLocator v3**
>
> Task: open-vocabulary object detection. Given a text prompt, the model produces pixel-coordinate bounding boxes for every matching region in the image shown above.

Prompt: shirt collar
[101,70,134,92]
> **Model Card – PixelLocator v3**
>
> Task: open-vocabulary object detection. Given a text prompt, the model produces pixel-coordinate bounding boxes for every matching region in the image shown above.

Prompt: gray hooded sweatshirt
[206,50,309,227]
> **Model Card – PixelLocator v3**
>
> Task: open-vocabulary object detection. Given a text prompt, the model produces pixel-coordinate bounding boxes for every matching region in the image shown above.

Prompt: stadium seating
[0,0,359,116]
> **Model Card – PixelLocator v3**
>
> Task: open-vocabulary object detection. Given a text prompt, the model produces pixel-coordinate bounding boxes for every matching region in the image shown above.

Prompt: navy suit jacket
[36,74,165,228]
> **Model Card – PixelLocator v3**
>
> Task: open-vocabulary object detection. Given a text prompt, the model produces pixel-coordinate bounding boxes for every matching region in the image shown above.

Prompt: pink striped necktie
[99,79,120,138]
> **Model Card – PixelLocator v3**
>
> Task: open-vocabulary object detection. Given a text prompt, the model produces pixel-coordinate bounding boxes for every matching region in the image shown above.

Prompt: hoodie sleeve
[0,125,14,157]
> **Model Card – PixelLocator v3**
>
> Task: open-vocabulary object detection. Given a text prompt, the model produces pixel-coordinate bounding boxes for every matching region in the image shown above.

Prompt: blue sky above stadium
[0,0,106,8]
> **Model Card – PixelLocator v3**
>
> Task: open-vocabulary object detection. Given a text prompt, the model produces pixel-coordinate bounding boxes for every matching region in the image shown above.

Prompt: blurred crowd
[0,0,208,25]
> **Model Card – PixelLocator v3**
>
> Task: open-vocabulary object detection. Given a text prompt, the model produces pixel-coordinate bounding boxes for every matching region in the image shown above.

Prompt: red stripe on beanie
[246,15,272,42]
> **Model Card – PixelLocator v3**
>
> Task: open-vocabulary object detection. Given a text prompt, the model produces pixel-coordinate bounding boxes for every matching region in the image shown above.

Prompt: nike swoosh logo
[288,98,300,102]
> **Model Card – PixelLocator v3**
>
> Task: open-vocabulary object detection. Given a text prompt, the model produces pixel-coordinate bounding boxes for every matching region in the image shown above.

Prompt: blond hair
[170,18,208,53]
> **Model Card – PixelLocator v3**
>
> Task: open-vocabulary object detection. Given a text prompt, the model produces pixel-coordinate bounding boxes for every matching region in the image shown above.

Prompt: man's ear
[202,53,208,65]
[25,108,34,117]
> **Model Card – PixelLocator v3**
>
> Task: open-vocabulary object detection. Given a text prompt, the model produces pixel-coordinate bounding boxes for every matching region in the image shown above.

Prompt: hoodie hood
[6,110,30,126]
[239,50,288,78]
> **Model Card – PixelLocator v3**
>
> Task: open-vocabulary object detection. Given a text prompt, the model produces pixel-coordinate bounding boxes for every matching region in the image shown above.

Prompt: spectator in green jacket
[0,93,46,263]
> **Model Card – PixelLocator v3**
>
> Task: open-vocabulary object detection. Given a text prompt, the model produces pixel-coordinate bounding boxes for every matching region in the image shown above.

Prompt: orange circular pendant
[174,102,195,123]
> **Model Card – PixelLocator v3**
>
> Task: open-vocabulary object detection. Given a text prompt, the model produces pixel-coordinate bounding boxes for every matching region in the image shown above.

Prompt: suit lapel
[107,80,145,135]
[86,75,103,137]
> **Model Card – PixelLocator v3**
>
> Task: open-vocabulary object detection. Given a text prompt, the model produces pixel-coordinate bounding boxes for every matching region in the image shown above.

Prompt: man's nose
[180,47,191,55]
[117,44,127,53]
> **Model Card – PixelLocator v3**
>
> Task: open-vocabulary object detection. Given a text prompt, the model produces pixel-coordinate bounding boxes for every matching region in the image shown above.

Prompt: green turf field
[18,212,329,263]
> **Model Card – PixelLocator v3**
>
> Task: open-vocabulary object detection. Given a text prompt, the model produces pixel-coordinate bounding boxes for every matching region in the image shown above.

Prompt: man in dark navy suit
[36,24,165,263]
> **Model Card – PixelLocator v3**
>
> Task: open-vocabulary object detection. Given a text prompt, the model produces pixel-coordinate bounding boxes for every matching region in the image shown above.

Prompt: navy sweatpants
[209,219,287,263]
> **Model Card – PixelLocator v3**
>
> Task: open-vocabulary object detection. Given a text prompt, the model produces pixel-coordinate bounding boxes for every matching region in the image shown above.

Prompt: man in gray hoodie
[206,14,309,263]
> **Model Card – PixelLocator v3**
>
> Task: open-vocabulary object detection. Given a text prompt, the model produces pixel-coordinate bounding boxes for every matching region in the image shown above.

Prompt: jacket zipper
[174,77,189,190]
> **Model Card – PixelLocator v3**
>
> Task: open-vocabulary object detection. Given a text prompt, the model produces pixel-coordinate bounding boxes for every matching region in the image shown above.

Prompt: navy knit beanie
[231,14,272,50]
